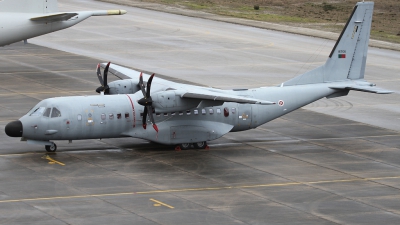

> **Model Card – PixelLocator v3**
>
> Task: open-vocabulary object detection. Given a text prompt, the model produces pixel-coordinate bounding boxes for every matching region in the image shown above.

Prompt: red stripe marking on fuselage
[126,95,136,127]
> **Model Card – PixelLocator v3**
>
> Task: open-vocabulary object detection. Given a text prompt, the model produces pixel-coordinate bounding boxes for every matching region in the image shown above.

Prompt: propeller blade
[146,73,155,98]
[104,62,110,86]
[139,72,146,96]
[146,106,158,133]
[147,106,158,132]
[96,64,104,86]
[153,124,159,133]
[142,106,147,129]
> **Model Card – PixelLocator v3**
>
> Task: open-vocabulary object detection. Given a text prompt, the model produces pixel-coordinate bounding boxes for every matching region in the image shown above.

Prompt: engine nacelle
[108,80,140,95]
[152,90,200,113]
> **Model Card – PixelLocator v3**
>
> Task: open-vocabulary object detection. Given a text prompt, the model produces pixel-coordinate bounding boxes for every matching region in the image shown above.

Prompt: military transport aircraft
[0,0,126,47]
[5,1,393,152]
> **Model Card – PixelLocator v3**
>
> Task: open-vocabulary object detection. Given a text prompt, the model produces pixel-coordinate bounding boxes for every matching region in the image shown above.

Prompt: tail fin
[284,2,374,86]
[0,0,58,13]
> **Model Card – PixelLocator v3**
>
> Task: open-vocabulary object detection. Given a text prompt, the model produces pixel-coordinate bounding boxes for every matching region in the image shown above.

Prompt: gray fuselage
[19,83,337,145]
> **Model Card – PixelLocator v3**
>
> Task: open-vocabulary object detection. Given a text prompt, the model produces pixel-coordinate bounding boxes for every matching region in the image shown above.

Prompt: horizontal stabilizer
[182,92,275,105]
[329,85,393,94]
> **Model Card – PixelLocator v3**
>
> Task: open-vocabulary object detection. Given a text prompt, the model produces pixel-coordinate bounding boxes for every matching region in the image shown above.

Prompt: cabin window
[231,108,236,114]
[179,111,183,116]
[125,113,129,118]
[77,114,82,121]
[209,108,214,114]
[164,113,168,116]
[186,110,191,115]
[51,108,61,118]
[171,112,176,116]
[109,114,114,120]
[43,108,52,117]
[156,113,161,116]
[101,113,106,120]
[224,107,229,117]
[117,113,121,119]
[201,109,206,115]
[194,110,199,115]
[216,108,221,114]
[30,107,46,116]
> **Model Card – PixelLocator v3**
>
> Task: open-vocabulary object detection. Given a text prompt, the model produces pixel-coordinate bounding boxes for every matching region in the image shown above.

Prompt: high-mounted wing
[101,63,275,105]
[182,92,275,105]
[30,13,78,22]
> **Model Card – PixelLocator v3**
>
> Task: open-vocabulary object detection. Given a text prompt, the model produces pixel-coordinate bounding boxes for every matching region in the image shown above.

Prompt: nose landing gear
[45,143,57,152]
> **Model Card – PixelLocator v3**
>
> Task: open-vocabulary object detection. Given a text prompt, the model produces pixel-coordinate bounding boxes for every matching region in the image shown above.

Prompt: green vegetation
[126,0,400,43]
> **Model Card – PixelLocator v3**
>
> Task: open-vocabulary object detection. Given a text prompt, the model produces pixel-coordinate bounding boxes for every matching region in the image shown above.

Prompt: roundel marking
[278,100,284,106]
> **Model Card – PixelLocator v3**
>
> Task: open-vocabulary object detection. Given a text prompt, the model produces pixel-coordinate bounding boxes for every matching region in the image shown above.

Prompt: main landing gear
[45,143,57,152]
[175,141,209,151]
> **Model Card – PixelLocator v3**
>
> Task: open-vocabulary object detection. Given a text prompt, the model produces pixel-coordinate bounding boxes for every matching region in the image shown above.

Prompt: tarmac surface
[1,43,400,225]
[1,0,400,224]
[30,0,400,132]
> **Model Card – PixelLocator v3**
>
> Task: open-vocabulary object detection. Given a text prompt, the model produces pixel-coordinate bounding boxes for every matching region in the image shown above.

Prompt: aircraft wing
[102,63,275,105]
[181,92,275,105]
[30,13,79,22]
[31,10,127,22]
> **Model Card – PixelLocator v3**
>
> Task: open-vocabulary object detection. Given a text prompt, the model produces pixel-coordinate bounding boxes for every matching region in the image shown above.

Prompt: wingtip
[107,10,127,15]
[92,10,127,16]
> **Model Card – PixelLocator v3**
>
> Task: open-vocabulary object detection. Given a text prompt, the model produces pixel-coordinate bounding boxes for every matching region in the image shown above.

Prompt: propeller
[137,72,158,132]
[96,62,111,94]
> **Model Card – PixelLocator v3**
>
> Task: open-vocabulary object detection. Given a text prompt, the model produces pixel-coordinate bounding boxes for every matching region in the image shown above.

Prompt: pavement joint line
[149,198,174,209]
[0,91,93,96]
[1,176,400,204]
[0,69,92,74]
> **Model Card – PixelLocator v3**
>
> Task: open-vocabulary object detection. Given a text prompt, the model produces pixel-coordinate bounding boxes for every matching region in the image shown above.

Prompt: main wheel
[193,141,207,149]
[179,143,191,150]
[45,143,57,152]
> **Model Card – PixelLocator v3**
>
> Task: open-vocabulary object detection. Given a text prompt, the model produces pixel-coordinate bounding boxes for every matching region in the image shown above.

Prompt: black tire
[193,141,207,149]
[179,143,191,150]
[45,143,57,152]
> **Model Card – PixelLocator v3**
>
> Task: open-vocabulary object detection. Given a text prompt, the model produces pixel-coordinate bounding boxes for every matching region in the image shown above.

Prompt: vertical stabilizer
[284,2,374,86]
[0,0,58,13]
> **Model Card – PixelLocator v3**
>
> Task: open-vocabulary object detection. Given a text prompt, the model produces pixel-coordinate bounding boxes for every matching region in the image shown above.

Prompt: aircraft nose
[5,120,23,137]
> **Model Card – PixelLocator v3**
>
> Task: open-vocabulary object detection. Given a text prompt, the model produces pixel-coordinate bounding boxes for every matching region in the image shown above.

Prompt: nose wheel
[45,143,57,152]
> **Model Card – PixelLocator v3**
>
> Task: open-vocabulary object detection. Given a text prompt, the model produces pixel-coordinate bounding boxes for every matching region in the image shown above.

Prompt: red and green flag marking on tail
[338,54,346,58]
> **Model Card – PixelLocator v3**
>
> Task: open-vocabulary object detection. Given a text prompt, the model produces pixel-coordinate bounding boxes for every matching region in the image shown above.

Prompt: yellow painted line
[0,176,400,204]
[136,186,233,194]
[0,192,137,203]
[150,198,174,209]
[42,155,65,166]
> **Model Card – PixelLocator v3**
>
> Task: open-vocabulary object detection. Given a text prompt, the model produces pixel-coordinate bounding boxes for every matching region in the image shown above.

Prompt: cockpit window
[51,108,61,118]
[43,108,52,117]
[30,107,46,116]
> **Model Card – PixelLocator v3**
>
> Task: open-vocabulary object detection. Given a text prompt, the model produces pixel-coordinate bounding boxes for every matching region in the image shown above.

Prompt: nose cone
[5,120,23,137]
